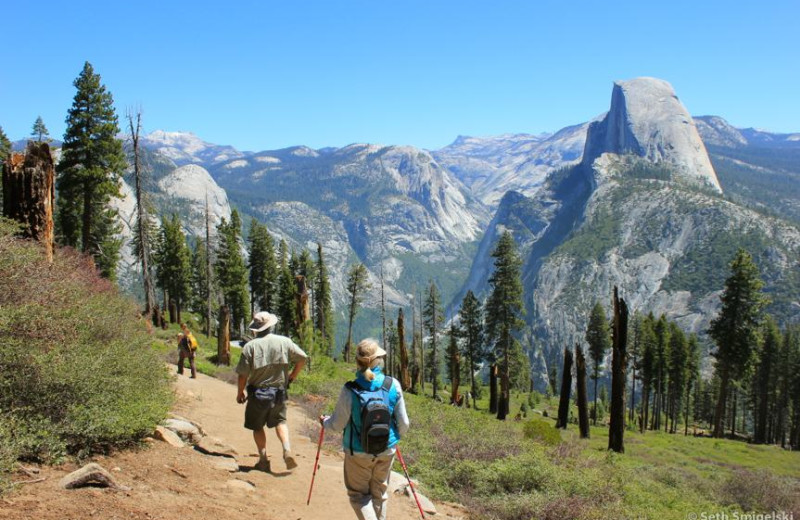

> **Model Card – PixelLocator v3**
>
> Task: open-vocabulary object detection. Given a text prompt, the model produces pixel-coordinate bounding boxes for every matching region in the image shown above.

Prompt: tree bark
[575,344,590,439]
[608,286,628,453]
[2,142,55,263]
[169,298,177,324]
[713,365,729,438]
[217,305,231,366]
[398,308,411,391]
[556,346,574,429]
[489,363,498,414]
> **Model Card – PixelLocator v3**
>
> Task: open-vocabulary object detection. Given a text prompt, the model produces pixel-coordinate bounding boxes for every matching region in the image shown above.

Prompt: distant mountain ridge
[131,78,799,366]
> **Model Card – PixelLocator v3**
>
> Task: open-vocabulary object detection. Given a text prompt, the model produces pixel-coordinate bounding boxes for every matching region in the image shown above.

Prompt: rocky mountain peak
[583,77,722,192]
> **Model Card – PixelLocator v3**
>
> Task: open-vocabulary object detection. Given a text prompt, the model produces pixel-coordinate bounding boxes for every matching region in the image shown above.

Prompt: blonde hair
[355,338,384,382]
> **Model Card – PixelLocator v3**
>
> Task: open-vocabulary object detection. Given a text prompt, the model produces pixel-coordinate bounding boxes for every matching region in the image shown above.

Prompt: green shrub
[0,221,173,469]
[523,419,562,446]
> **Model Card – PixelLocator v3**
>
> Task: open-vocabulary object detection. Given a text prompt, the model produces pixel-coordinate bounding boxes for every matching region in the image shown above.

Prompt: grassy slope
[156,322,799,519]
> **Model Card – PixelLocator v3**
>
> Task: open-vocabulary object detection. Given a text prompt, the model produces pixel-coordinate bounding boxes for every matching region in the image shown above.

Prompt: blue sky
[2,1,797,151]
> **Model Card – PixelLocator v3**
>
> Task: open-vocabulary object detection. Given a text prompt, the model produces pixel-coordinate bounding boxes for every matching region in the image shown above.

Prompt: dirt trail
[0,370,465,520]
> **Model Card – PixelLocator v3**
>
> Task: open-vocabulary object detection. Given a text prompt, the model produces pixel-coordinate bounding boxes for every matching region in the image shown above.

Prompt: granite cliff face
[582,78,721,192]
[459,79,800,387]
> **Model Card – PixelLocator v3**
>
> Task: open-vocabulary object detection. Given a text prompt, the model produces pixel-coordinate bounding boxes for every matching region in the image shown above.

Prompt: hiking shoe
[254,459,271,472]
[284,453,298,470]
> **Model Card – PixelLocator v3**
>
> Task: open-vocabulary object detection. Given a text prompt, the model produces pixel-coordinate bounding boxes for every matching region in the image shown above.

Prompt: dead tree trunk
[556,347,574,429]
[398,308,411,391]
[169,298,178,324]
[2,142,55,263]
[608,286,629,453]
[217,305,231,366]
[489,363,498,414]
[575,344,590,439]
[450,331,461,405]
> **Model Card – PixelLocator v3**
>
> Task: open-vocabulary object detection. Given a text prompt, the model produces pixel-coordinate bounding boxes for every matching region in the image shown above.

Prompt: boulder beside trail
[59,463,130,491]
[212,458,239,472]
[226,479,255,492]
[194,436,237,457]
[154,426,185,448]
[163,418,202,443]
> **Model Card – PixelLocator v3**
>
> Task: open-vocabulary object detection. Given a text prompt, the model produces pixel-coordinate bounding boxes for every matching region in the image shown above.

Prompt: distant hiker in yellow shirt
[177,322,198,378]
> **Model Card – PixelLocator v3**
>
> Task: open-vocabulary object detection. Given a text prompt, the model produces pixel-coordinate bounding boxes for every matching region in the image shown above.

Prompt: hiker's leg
[177,350,185,374]
[344,453,378,520]
[253,427,268,462]
[188,351,197,378]
[369,455,394,520]
[274,421,297,469]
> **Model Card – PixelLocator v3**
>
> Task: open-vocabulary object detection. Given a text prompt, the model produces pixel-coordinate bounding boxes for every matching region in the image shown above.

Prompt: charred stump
[217,305,231,366]
[556,347,574,429]
[2,142,55,263]
[575,344,590,439]
[608,286,629,453]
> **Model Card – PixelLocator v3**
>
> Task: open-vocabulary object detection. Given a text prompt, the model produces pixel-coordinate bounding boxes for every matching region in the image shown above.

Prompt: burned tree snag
[398,308,411,391]
[2,142,55,262]
[489,363,498,414]
[556,347,574,429]
[575,344,590,439]
[608,286,629,453]
[217,305,231,366]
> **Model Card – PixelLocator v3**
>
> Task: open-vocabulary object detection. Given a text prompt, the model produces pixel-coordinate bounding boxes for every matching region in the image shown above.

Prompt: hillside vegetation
[0,220,173,486]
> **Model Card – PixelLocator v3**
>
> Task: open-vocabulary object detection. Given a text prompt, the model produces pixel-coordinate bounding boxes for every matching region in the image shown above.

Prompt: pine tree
[423,280,444,400]
[344,263,370,362]
[215,209,250,337]
[0,126,11,161]
[31,116,50,142]
[247,219,277,314]
[667,322,688,433]
[639,314,656,432]
[685,334,701,435]
[485,231,525,420]
[586,302,611,425]
[191,238,215,319]
[651,315,670,431]
[709,249,768,438]
[56,62,126,279]
[754,316,780,443]
[629,312,644,423]
[314,243,335,356]
[458,290,484,406]
[154,214,192,323]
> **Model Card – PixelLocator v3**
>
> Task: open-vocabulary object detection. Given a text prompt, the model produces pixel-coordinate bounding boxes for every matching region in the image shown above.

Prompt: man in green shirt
[236,311,307,472]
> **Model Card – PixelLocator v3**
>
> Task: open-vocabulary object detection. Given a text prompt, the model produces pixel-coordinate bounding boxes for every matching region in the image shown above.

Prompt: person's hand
[319,415,329,425]
[237,391,247,404]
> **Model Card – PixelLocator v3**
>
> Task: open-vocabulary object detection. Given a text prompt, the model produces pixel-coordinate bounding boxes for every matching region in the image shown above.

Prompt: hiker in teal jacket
[321,339,410,520]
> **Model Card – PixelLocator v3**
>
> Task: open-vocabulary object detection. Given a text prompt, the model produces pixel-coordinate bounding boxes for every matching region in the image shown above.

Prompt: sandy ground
[0,370,465,520]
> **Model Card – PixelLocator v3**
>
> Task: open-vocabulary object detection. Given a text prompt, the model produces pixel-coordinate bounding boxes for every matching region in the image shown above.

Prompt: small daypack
[345,376,394,455]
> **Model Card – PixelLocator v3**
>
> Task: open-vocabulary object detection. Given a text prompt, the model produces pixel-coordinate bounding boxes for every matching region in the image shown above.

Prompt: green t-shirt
[235,334,307,388]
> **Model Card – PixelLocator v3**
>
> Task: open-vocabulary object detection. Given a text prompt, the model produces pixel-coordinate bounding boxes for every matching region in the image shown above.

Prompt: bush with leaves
[0,220,172,474]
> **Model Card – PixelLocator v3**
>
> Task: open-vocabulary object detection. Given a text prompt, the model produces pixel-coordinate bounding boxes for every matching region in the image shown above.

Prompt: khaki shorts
[244,395,287,430]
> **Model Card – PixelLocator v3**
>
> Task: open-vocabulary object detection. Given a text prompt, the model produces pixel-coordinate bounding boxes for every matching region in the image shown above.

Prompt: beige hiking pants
[343,452,395,520]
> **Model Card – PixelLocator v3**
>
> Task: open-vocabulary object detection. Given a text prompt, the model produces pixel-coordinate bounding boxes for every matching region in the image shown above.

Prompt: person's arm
[288,357,306,385]
[237,374,247,404]
[286,341,308,385]
[235,345,251,404]
[393,380,410,436]
[321,386,352,433]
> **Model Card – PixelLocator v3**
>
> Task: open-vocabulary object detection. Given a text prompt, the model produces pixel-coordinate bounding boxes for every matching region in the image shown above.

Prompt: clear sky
[2,0,797,152]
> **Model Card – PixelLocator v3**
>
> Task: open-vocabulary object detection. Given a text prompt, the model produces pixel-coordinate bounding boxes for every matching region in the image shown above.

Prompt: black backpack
[345,376,394,455]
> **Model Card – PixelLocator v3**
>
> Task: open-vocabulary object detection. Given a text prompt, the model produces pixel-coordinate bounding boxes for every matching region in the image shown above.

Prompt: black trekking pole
[307,420,325,505]
[396,446,425,519]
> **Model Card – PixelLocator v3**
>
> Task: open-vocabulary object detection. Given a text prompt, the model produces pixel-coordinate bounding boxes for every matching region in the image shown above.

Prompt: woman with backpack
[320,338,410,520]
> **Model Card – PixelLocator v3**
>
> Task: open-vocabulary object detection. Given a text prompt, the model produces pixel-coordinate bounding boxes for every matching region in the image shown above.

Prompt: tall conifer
[56,62,126,279]
[485,231,525,420]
